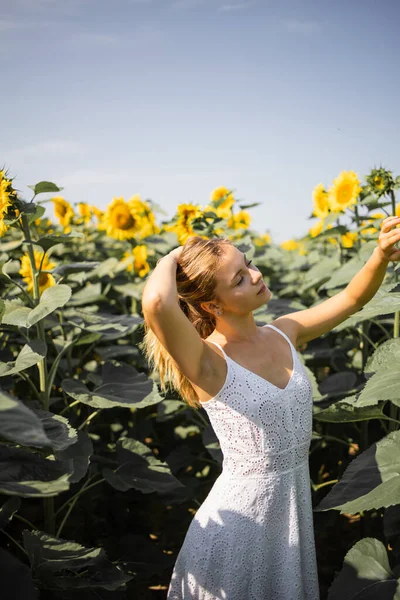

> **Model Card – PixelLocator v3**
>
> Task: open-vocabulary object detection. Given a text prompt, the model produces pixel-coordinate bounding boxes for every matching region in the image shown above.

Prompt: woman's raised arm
[275,216,400,346]
[141,249,212,386]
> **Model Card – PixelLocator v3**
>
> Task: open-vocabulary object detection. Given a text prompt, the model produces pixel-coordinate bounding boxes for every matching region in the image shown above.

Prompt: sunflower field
[1,166,400,599]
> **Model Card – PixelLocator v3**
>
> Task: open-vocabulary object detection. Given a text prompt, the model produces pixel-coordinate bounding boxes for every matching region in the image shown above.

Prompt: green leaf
[315,430,400,514]
[62,363,162,409]
[23,530,132,591]
[0,391,52,447]
[69,282,104,306]
[301,256,341,291]
[35,232,84,252]
[357,370,400,408]
[0,238,24,251]
[364,338,400,374]
[321,244,374,290]
[64,309,142,341]
[27,204,46,224]
[327,538,399,600]
[335,289,400,331]
[0,340,47,377]
[0,447,71,497]
[33,409,78,451]
[28,181,63,195]
[238,202,261,209]
[52,262,100,277]
[26,284,72,327]
[1,302,32,327]
[314,400,386,423]
[55,430,93,483]
[102,437,185,496]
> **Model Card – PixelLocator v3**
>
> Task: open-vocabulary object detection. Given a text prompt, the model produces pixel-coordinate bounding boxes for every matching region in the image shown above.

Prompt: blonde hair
[142,235,234,409]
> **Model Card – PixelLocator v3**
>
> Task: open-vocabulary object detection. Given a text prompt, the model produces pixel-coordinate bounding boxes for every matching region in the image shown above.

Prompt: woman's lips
[257,283,267,294]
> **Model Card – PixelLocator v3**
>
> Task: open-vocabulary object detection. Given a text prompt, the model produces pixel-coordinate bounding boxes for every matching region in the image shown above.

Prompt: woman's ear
[200,301,219,316]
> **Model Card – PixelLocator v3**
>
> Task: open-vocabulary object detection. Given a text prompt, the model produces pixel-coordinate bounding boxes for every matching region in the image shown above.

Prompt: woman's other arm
[276,216,400,346]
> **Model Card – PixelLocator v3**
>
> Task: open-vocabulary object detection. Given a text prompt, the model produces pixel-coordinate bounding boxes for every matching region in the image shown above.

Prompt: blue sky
[2,0,400,242]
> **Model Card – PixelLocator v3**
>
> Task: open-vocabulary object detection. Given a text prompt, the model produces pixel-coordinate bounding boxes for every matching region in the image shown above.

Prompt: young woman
[141,217,400,600]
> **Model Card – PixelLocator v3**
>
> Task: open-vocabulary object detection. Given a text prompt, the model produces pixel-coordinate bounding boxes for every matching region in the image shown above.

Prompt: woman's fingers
[381,216,400,233]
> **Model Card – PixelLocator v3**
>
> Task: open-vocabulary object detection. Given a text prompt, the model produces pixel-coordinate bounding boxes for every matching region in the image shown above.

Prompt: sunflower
[128,195,160,238]
[227,210,251,230]
[328,171,361,213]
[164,203,203,245]
[341,231,358,248]
[280,239,299,251]
[210,186,235,219]
[0,171,13,236]
[370,211,386,221]
[312,184,329,219]
[253,233,271,246]
[123,245,150,277]
[19,250,56,295]
[90,205,104,220]
[360,219,378,237]
[365,167,394,196]
[51,196,74,232]
[101,197,145,241]
[308,219,324,238]
[77,202,91,224]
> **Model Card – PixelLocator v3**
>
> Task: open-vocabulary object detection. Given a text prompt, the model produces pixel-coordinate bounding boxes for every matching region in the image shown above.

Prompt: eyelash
[236,260,253,285]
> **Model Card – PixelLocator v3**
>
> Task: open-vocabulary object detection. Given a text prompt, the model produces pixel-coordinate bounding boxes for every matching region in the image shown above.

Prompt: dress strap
[207,340,228,360]
[264,324,295,349]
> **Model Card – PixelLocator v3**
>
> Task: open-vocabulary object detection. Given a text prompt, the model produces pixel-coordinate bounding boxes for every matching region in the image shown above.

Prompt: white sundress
[167,324,320,600]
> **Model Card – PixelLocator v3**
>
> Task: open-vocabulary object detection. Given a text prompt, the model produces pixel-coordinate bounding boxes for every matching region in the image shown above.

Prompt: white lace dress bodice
[167,324,320,600]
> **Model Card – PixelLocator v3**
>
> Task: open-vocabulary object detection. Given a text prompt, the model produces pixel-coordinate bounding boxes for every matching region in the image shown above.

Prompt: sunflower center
[338,184,352,203]
[112,207,135,230]
[38,272,50,286]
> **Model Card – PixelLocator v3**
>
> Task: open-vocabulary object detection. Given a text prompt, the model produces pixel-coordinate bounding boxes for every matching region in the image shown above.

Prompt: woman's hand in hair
[157,246,183,265]
[168,246,183,262]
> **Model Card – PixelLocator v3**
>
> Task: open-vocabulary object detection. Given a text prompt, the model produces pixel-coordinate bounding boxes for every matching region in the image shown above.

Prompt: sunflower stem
[21,214,54,535]
[353,205,362,251]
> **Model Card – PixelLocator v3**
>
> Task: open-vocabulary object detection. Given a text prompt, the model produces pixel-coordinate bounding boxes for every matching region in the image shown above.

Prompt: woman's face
[210,245,271,315]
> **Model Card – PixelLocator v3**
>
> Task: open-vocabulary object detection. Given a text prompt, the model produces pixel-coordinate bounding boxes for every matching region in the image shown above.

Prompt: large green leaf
[55,430,93,483]
[26,284,72,327]
[357,370,400,408]
[52,262,100,277]
[300,256,341,291]
[102,437,185,496]
[335,288,400,331]
[364,338,400,374]
[327,538,400,600]
[0,340,47,377]
[321,243,375,291]
[0,391,52,447]
[33,409,77,451]
[313,400,386,423]
[62,362,162,409]
[22,530,132,590]
[0,447,71,497]
[69,282,105,306]
[1,301,32,327]
[35,232,84,252]
[64,308,142,340]
[315,430,400,514]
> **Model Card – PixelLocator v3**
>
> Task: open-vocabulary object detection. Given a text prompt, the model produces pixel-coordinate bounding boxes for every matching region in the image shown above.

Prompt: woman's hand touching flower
[377,216,400,262]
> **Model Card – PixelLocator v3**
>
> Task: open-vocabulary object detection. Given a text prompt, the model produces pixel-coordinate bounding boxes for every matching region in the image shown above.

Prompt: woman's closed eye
[236,260,253,285]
